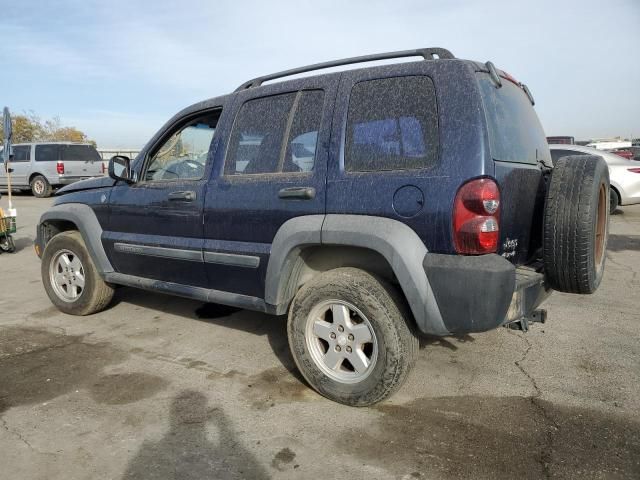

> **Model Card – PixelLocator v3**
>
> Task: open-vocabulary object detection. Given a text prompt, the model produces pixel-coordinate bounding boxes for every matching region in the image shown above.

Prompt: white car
[550,144,640,213]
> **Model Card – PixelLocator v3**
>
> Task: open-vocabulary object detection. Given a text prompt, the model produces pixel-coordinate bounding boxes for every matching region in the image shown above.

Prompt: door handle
[278,187,316,200]
[168,190,196,202]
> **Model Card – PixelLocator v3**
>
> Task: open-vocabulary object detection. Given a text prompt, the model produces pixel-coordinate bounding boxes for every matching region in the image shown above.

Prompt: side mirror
[108,155,132,182]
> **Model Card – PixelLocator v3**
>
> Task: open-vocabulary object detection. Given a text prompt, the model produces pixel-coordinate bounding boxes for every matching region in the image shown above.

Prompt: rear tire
[609,188,619,214]
[543,155,609,294]
[287,267,418,406]
[31,175,52,198]
[41,231,114,315]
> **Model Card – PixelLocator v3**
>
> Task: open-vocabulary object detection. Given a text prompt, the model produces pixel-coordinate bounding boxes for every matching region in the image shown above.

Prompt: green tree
[0,111,95,146]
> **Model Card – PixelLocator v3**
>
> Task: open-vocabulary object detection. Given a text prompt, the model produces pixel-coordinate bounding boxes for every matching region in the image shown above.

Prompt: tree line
[0,111,95,146]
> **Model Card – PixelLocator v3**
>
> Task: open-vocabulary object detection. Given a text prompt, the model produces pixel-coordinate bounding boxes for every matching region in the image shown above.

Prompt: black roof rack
[235,47,455,91]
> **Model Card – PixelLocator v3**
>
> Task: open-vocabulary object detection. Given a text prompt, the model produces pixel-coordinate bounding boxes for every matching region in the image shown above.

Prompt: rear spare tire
[543,155,609,293]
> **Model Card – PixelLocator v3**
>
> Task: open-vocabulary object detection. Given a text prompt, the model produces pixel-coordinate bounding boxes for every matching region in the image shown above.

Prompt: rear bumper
[423,253,551,334]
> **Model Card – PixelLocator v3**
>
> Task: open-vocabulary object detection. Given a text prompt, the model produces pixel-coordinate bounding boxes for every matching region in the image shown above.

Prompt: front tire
[41,231,114,315]
[287,268,418,406]
[31,175,52,198]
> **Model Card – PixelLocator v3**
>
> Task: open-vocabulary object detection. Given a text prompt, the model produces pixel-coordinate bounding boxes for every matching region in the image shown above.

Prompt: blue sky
[1,0,638,148]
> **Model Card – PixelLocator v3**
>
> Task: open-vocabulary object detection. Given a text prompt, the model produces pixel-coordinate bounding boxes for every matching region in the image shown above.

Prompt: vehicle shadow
[121,389,269,480]
[419,334,475,351]
[111,288,301,378]
[607,234,640,252]
[8,236,33,253]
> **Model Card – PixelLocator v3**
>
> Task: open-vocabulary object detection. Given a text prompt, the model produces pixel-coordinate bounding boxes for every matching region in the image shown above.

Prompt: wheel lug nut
[348,334,354,341]
[337,325,344,332]
[335,346,341,352]
[346,346,352,353]
[330,332,336,339]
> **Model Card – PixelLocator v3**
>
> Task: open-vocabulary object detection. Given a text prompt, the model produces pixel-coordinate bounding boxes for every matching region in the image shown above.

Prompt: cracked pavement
[0,195,639,479]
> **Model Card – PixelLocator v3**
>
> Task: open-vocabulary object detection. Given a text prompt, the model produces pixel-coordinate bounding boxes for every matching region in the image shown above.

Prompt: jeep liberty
[35,48,610,405]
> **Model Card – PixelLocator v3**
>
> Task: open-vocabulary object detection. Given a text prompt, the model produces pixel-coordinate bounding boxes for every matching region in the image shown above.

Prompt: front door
[202,76,338,298]
[103,108,222,287]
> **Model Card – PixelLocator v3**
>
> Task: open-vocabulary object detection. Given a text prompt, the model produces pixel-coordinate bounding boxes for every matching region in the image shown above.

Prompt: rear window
[477,74,550,165]
[35,144,60,162]
[345,76,438,172]
[60,144,101,162]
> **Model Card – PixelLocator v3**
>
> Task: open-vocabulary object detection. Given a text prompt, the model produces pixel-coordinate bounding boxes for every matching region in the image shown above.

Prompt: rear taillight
[102,162,107,174]
[56,161,64,175]
[628,168,640,174]
[453,178,500,255]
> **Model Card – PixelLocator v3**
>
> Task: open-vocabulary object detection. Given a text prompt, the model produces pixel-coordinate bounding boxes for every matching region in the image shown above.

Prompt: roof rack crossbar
[235,47,454,91]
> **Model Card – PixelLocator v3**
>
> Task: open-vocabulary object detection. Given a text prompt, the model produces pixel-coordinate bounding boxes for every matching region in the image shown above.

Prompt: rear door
[327,66,452,252]
[202,76,336,298]
[60,144,104,178]
[476,73,549,264]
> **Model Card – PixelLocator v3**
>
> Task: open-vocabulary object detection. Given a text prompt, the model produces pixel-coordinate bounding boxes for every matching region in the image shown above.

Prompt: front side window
[225,90,325,175]
[345,76,439,172]
[12,146,31,162]
[35,144,60,162]
[144,111,219,182]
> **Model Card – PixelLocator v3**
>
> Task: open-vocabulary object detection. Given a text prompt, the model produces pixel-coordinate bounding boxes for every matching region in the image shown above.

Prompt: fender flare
[37,203,114,274]
[265,214,448,336]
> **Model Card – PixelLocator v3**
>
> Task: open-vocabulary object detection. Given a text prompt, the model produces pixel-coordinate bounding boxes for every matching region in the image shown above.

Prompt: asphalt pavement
[1,193,639,479]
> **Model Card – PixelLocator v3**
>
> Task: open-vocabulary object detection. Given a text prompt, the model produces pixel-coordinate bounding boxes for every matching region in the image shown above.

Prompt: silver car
[550,144,640,213]
[0,142,104,197]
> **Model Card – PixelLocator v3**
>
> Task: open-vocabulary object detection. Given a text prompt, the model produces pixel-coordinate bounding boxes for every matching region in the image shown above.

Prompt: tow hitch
[507,309,547,332]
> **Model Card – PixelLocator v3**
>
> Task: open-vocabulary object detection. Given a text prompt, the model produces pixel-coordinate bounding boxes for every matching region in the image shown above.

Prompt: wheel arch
[37,203,113,274]
[29,171,44,184]
[265,214,448,336]
[609,183,622,204]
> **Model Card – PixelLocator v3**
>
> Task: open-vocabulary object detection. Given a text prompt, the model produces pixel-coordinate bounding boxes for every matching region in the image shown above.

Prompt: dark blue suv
[35,48,610,405]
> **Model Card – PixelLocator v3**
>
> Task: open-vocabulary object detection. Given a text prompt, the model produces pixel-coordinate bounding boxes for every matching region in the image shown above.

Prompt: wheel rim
[305,299,378,384]
[595,184,607,268]
[33,179,44,195]
[49,249,85,302]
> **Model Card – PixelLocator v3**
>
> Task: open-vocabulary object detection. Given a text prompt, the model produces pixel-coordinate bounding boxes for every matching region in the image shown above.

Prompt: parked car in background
[546,135,575,145]
[0,142,104,197]
[611,149,634,160]
[550,144,640,212]
[624,146,640,161]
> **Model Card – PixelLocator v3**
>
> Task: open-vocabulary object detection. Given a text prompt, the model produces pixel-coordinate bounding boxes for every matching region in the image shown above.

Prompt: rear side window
[283,90,324,173]
[60,145,101,162]
[35,144,60,162]
[477,74,550,164]
[550,149,585,162]
[345,76,438,172]
[225,90,324,175]
[12,146,31,162]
